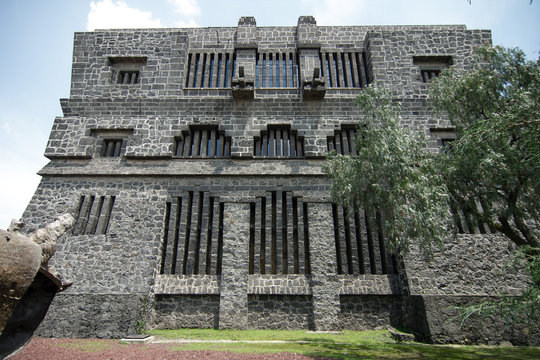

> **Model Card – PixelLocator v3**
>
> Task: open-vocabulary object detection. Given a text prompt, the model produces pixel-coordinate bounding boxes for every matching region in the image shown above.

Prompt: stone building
[22,16,533,343]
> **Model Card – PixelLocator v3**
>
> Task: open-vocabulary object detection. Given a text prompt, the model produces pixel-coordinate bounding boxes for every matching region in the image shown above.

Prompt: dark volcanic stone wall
[21,17,535,343]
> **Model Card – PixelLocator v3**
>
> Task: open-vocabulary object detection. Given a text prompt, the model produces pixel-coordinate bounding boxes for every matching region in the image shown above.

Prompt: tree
[431,46,540,249]
[431,46,540,325]
[323,86,451,255]
[325,45,539,325]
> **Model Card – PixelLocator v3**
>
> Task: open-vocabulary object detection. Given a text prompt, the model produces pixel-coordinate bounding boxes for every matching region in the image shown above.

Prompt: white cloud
[168,0,201,17]
[87,0,163,31]
[0,158,42,229]
[1,122,11,135]
[175,19,199,28]
[301,0,366,25]
[168,0,200,27]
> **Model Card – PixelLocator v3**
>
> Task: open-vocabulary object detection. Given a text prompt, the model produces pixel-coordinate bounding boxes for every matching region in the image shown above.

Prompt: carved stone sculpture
[0,214,75,358]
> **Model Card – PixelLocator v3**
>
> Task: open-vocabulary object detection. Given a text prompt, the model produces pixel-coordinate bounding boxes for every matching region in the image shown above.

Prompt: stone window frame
[413,55,453,83]
[92,129,133,159]
[108,56,147,85]
[184,51,236,89]
[429,127,456,152]
[327,124,359,156]
[253,124,305,158]
[173,125,231,158]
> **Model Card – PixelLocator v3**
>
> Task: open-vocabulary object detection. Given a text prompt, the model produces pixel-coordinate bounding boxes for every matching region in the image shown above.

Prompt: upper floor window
[327,125,358,156]
[101,139,123,157]
[255,52,299,88]
[92,128,132,158]
[319,51,371,88]
[185,52,235,88]
[118,70,139,84]
[73,195,116,235]
[413,56,453,83]
[254,125,304,158]
[174,125,231,158]
[430,128,456,153]
[108,56,147,85]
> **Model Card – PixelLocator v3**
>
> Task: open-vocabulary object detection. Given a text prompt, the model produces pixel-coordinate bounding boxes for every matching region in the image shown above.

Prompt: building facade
[22,16,533,343]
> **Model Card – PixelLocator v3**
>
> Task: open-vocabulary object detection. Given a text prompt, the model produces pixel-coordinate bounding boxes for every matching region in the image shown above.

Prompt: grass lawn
[147,329,540,359]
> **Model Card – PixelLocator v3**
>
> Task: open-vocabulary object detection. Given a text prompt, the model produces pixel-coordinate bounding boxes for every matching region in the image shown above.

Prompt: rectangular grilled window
[118,70,139,84]
[254,126,304,158]
[319,52,370,88]
[255,52,298,88]
[101,139,123,157]
[420,69,441,83]
[332,204,396,275]
[185,52,235,88]
[414,56,453,83]
[327,125,358,156]
[73,195,116,235]
[248,191,310,275]
[160,192,224,275]
[109,56,146,85]
[174,126,231,158]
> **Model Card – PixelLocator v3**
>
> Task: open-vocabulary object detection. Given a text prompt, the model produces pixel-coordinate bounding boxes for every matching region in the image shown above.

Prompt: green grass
[148,329,540,359]
[149,328,391,344]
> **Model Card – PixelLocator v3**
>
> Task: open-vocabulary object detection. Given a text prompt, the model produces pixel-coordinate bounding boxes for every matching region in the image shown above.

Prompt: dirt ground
[10,337,324,360]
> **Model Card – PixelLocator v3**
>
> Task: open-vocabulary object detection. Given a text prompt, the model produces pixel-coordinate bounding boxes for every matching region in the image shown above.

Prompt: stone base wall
[150,295,220,329]
[406,295,539,345]
[247,295,313,330]
[339,295,405,330]
[36,294,145,338]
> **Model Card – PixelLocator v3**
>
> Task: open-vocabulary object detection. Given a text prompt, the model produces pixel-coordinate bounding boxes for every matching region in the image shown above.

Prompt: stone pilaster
[297,16,325,99]
[233,17,257,99]
[307,202,341,330]
[218,202,250,329]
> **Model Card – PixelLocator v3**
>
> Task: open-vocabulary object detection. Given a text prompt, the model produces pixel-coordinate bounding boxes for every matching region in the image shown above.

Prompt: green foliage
[324,86,451,255]
[431,46,540,248]
[325,45,539,327]
[134,294,150,334]
[454,247,540,330]
[430,45,540,326]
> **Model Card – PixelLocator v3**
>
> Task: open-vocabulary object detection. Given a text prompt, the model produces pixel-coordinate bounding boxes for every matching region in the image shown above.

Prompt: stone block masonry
[21,16,537,344]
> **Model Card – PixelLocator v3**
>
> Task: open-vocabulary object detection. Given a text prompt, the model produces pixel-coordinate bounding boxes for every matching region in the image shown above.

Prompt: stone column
[232,17,257,99]
[218,202,250,329]
[307,202,341,330]
[297,16,325,99]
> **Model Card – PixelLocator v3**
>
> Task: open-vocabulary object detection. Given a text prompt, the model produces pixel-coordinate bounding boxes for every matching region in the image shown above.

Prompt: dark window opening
[319,51,370,88]
[248,191,310,275]
[421,69,441,83]
[160,192,224,275]
[254,125,304,158]
[118,70,139,84]
[256,52,298,88]
[185,52,235,88]
[174,126,231,158]
[73,195,116,235]
[414,56,453,83]
[332,204,396,275]
[327,125,358,156]
[101,139,123,157]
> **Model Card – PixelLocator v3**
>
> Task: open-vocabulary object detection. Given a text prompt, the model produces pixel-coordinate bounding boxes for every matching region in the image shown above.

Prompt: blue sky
[0,0,538,228]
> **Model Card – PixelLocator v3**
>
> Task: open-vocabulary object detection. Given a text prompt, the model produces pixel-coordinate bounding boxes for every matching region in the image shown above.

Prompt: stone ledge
[339,274,403,295]
[154,274,220,295]
[38,159,327,176]
[248,274,312,295]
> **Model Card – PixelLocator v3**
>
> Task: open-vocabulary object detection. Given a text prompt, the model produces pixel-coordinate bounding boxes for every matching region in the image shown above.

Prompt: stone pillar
[297,16,325,100]
[218,202,250,329]
[232,17,257,99]
[307,202,341,330]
